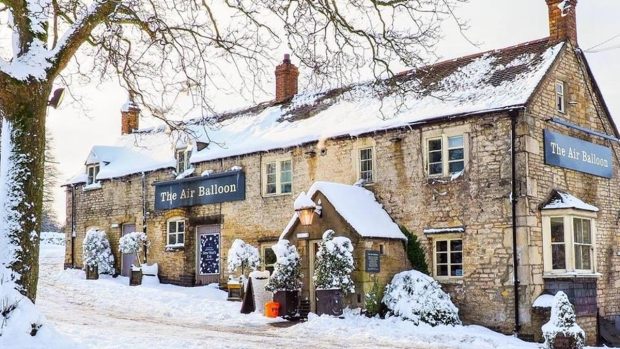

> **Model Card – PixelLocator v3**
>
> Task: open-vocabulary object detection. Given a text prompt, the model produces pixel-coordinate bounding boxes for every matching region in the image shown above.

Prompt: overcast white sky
[46,0,620,223]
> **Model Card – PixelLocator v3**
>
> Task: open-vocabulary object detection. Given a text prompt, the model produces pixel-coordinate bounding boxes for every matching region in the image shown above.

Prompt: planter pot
[86,265,99,280]
[551,335,580,349]
[273,290,299,319]
[316,289,343,317]
[130,269,142,286]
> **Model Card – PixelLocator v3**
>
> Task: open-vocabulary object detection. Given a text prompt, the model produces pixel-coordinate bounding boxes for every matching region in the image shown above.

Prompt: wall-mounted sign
[199,232,220,275]
[154,171,245,210]
[365,250,381,273]
[544,130,613,179]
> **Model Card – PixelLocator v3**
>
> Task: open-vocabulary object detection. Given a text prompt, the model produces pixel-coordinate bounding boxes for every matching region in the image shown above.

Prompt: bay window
[542,211,596,275]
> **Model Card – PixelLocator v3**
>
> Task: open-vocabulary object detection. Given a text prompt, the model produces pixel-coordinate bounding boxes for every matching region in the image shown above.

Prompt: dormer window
[176,148,192,174]
[86,164,100,185]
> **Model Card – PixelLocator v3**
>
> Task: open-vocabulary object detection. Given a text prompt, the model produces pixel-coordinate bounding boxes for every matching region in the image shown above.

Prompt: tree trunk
[0,82,50,302]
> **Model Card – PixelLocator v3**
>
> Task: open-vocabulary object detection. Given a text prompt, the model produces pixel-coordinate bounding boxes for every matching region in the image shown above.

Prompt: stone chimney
[546,0,578,46]
[275,54,299,103]
[121,99,140,135]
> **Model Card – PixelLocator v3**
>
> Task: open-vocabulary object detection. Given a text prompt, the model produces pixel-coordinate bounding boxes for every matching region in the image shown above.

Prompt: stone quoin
[64,1,619,346]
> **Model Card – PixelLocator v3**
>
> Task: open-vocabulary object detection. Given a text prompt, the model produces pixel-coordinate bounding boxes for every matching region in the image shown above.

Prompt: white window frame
[542,209,597,276]
[166,218,186,247]
[176,148,192,174]
[86,164,100,185]
[556,80,566,113]
[358,147,375,182]
[431,235,464,280]
[262,157,293,196]
[424,132,467,178]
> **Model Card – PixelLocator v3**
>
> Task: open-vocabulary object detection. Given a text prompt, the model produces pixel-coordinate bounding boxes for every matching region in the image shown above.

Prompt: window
[261,245,277,274]
[434,238,463,278]
[86,164,100,185]
[264,159,292,195]
[176,148,192,173]
[556,81,565,113]
[167,219,185,247]
[427,134,465,177]
[543,213,596,274]
[359,147,374,182]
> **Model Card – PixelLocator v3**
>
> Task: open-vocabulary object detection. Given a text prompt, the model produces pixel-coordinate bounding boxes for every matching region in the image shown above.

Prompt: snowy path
[35,243,556,349]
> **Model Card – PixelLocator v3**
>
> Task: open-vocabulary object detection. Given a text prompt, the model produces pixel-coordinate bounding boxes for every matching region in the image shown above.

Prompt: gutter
[510,109,521,334]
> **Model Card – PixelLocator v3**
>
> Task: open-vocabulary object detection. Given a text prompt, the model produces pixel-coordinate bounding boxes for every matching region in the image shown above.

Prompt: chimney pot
[546,0,578,46]
[275,53,299,103]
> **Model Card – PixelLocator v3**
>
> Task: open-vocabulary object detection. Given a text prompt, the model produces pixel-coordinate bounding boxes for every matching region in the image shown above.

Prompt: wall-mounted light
[294,192,322,226]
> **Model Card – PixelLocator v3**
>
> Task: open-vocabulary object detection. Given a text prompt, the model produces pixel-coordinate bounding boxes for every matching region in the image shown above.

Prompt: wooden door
[309,240,321,313]
[195,225,221,286]
[121,224,136,277]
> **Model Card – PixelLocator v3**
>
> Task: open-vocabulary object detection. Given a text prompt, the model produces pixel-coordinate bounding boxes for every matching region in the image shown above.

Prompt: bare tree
[0,0,467,303]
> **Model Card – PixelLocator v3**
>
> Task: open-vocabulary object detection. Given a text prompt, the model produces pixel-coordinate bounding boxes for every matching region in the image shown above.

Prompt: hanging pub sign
[154,170,245,210]
[544,130,613,179]
[199,232,220,275]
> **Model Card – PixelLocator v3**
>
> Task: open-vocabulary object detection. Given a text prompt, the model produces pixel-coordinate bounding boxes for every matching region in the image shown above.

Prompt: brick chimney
[546,0,578,46]
[121,99,140,135]
[275,54,299,103]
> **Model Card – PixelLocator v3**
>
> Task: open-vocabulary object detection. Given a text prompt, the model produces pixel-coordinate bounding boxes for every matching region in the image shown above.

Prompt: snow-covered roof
[67,39,564,184]
[542,190,599,212]
[281,181,406,240]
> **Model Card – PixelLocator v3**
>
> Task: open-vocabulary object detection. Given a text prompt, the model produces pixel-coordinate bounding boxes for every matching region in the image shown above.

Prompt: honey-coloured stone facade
[65,43,619,344]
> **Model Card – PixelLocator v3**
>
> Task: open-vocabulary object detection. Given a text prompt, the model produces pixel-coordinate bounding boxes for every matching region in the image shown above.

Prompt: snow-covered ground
[36,240,605,349]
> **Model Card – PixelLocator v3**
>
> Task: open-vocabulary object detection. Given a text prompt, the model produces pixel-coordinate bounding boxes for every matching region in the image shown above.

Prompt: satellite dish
[48,88,66,109]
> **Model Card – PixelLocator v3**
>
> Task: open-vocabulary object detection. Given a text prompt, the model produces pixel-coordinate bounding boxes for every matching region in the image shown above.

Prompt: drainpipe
[142,172,148,264]
[71,184,76,268]
[510,109,521,334]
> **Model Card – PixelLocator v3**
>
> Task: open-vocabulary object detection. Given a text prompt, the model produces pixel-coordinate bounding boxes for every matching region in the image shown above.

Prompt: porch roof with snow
[280,181,406,241]
[541,190,599,212]
[66,39,565,185]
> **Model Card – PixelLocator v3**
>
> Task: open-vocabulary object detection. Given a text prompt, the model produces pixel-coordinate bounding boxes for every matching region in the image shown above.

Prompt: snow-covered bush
[265,239,302,292]
[313,230,355,293]
[383,270,461,326]
[119,232,150,266]
[542,291,585,349]
[364,276,382,317]
[82,229,115,274]
[226,239,259,276]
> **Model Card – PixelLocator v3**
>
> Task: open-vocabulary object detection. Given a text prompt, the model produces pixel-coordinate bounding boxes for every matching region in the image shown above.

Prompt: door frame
[308,239,321,313]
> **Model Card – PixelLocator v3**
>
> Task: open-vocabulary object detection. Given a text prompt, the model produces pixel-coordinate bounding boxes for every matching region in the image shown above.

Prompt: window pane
[266,163,276,176]
[360,148,372,161]
[552,244,566,269]
[438,265,448,276]
[168,234,176,245]
[266,183,276,194]
[451,252,462,264]
[178,233,184,244]
[451,265,463,277]
[428,139,442,151]
[448,136,463,148]
[449,161,464,174]
[280,160,291,171]
[450,240,462,251]
[265,248,277,265]
[429,151,442,163]
[436,241,448,252]
[550,218,564,242]
[579,247,591,270]
[178,221,185,232]
[168,222,176,233]
[429,163,443,175]
[449,148,464,161]
[281,171,292,183]
[281,183,292,193]
[437,253,448,264]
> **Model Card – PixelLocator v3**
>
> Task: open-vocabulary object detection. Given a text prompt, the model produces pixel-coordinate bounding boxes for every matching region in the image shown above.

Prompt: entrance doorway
[121,224,136,277]
[308,239,321,313]
[195,225,221,286]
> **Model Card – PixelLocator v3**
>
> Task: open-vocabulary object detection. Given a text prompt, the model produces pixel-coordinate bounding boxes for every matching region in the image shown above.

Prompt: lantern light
[294,191,320,226]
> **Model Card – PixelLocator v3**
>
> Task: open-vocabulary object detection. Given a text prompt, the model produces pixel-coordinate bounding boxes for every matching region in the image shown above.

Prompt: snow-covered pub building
[64,0,619,344]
